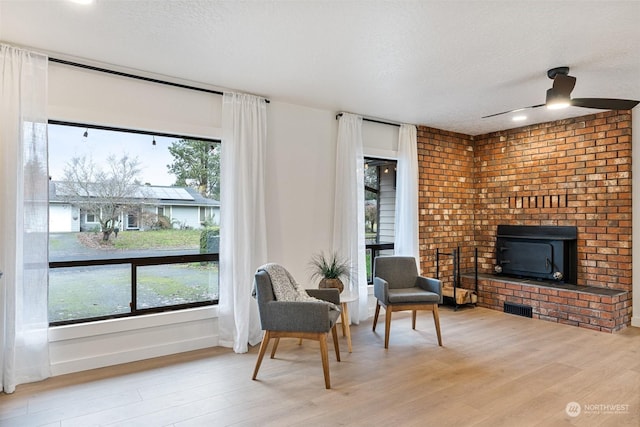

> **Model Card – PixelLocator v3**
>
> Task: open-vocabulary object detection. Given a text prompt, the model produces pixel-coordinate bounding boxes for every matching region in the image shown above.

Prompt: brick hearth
[461,274,630,332]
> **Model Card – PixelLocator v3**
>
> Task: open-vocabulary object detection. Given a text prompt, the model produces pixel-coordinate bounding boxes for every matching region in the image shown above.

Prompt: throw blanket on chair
[257,263,341,313]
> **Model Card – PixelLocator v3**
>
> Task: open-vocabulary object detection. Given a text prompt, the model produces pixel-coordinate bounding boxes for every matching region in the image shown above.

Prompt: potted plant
[309,251,351,293]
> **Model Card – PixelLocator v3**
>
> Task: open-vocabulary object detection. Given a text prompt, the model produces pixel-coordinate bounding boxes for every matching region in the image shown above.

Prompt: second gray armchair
[373,256,443,349]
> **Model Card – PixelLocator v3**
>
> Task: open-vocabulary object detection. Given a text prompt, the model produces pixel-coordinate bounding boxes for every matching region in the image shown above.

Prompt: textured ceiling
[1,0,638,135]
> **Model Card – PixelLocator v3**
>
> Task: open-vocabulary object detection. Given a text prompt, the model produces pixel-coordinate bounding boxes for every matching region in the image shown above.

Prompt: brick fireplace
[417,110,633,332]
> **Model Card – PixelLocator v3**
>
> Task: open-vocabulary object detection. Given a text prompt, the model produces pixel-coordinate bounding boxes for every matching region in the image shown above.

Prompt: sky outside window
[48,124,178,187]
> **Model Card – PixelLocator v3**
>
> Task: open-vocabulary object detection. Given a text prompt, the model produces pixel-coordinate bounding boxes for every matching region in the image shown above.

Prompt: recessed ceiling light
[69,0,95,5]
[512,115,527,122]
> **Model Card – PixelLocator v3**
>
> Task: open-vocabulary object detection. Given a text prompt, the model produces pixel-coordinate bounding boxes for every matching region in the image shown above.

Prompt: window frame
[364,157,397,282]
[47,120,222,326]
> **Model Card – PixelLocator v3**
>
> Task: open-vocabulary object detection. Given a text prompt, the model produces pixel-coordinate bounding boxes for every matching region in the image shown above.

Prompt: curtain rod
[48,119,221,143]
[48,57,270,103]
[335,112,401,127]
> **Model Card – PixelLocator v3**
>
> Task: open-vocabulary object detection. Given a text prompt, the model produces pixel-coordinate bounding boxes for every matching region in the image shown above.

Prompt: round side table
[339,289,359,353]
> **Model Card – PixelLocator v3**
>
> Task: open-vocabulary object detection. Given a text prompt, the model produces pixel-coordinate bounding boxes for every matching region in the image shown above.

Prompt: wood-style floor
[1,307,639,427]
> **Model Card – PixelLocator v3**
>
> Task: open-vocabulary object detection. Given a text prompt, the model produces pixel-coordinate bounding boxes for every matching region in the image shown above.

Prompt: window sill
[49,305,218,342]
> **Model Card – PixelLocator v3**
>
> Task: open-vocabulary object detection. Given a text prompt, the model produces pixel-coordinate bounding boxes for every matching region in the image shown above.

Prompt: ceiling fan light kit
[483,66,639,119]
[545,88,570,110]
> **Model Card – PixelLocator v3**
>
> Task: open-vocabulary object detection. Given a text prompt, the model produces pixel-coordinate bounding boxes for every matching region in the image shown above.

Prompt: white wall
[46,61,400,375]
[265,107,401,284]
[362,120,399,158]
[265,102,337,284]
[48,61,223,138]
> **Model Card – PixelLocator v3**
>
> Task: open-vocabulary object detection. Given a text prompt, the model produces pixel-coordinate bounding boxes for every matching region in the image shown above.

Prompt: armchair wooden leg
[373,302,380,331]
[432,305,443,346]
[270,337,280,359]
[319,334,331,389]
[384,307,392,349]
[331,325,341,362]
[252,331,271,380]
[412,310,417,330]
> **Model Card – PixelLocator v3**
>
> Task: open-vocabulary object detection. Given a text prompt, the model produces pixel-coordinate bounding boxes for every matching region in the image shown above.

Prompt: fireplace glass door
[499,241,553,275]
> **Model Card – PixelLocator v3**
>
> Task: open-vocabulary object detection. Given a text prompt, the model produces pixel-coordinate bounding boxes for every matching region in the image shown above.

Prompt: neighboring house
[49,181,220,232]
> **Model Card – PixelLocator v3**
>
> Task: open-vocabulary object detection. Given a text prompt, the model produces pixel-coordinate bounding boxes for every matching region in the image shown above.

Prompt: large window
[48,122,221,325]
[364,157,397,281]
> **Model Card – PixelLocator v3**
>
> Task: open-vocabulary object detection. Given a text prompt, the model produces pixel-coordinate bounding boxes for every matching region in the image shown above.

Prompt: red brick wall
[417,110,633,331]
[473,111,632,291]
[416,126,475,285]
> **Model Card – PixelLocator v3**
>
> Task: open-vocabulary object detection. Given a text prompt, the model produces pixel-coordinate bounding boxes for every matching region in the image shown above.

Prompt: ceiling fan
[482,66,639,119]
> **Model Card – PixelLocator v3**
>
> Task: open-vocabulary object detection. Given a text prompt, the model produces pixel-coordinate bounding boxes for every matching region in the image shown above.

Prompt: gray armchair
[252,269,341,389]
[373,256,443,349]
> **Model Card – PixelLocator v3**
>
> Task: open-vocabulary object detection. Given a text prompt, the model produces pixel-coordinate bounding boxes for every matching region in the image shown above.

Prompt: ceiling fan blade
[571,98,639,110]
[552,74,576,97]
[481,104,545,119]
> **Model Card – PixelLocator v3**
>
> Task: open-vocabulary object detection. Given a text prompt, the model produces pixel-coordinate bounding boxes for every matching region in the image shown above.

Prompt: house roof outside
[49,181,220,207]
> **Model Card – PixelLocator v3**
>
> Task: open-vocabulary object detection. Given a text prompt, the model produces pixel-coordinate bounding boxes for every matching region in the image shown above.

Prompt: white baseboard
[50,335,218,376]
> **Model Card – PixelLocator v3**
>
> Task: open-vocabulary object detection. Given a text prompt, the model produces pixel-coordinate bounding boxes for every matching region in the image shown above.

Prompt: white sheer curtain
[218,92,268,353]
[395,124,420,271]
[0,44,51,393]
[333,113,368,323]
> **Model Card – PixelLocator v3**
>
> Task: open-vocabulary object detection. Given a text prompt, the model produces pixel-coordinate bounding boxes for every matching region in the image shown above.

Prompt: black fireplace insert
[495,225,577,284]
